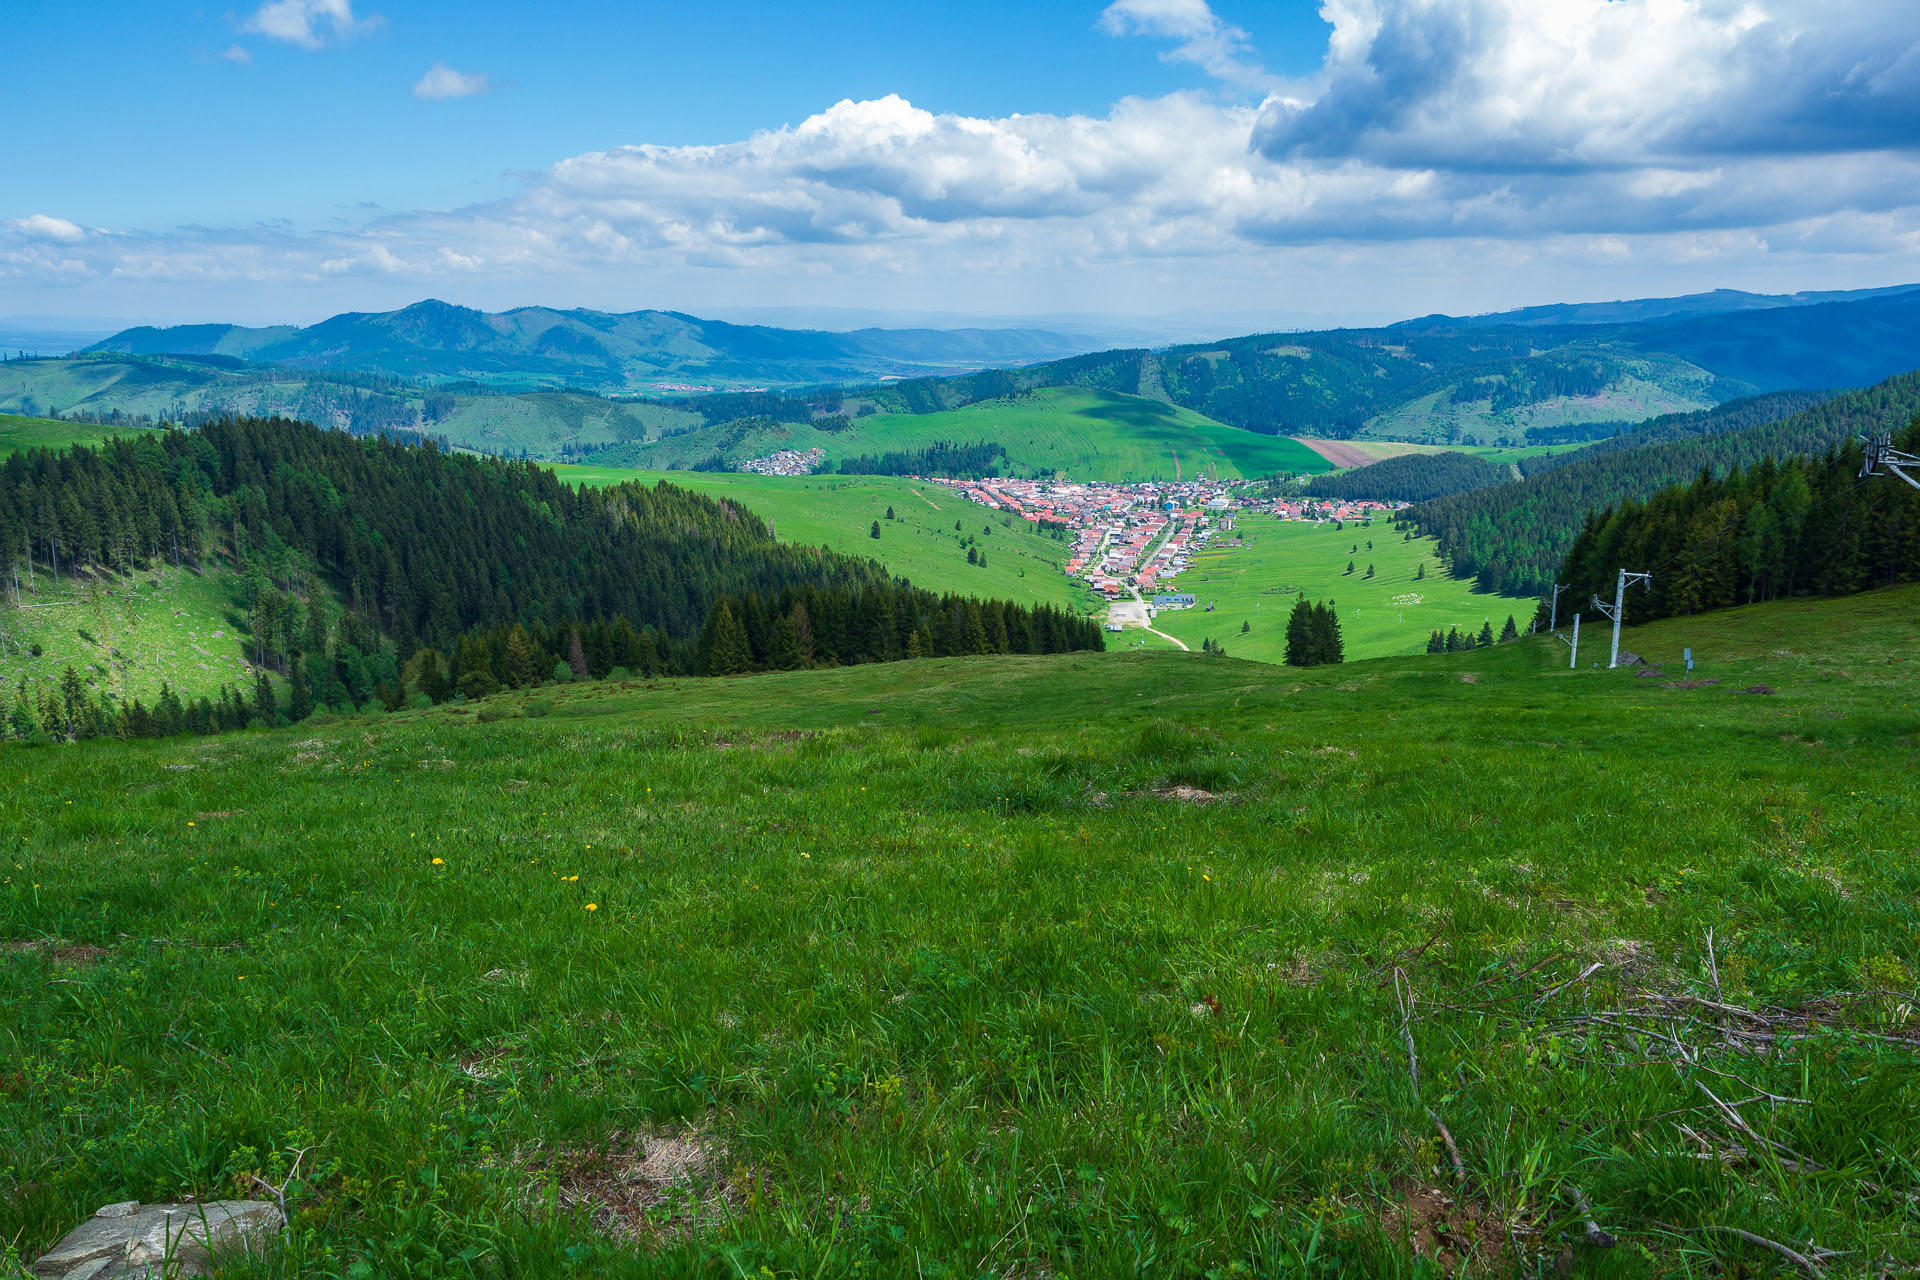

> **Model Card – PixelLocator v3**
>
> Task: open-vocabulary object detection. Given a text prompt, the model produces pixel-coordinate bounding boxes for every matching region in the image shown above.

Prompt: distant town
[928,476,1402,604]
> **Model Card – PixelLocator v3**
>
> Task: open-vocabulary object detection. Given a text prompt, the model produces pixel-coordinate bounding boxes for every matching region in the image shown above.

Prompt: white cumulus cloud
[413,63,492,101]
[1253,0,1920,168]
[242,0,380,50]
[5,214,86,244]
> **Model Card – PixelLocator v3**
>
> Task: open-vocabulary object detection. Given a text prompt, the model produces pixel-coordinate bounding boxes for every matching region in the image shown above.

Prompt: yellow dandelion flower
[584,902,598,911]
[432,857,444,865]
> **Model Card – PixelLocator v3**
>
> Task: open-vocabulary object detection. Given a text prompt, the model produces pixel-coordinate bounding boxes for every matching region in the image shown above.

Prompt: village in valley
[925,475,1402,628]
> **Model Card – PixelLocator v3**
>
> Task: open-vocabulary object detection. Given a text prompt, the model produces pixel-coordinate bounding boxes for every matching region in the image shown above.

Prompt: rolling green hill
[582,387,1333,480]
[7,586,1916,1275]
[554,467,1099,609]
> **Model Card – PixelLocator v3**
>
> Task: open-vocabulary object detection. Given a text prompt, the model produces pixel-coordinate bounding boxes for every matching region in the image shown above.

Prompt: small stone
[34,1200,282,1280]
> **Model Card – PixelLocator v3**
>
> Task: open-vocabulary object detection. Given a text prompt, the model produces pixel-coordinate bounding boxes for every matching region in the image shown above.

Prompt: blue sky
[6,0,1920,331]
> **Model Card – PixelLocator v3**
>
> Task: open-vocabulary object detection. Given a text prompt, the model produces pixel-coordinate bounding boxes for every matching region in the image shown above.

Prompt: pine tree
[870,521,882,540]
[1500,615,1519,643]
[252,670,277,723]
[967,547,979,565]
[703,602,753,676]
[885,506,896,520]
[1345,560,1355,574]
[1478,619,1495,647]
[1426,630,1444,654]
[568,629,590,679]
[1283,599,1311,666]
[769,613,804,670]
[1445,626,1462,652]
[1365,563,1375,578]
[1415,563,1426,580]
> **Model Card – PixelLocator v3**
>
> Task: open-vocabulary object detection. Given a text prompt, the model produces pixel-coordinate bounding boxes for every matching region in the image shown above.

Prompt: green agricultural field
[0,413,154,456]
[1141,513,1529,661]
[554,466,1100,610]
[0,568,263,705]
[596,387,1335,481]
[5,587,1917,1277]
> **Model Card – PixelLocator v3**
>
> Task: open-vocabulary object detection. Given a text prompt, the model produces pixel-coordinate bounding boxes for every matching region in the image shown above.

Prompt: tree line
[836,441,1008,478]
[1304,450,1506,503]
[1409,379,1918,598]
[1548,422,1920,627]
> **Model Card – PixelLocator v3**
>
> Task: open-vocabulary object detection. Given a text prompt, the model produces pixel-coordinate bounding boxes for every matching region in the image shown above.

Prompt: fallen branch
[1534,961,1604,1005]
[1394,967,1420,1102]
[1567,1185,1616,1249]
[1662,1221,1842,1276]
[1427,1109,1467,1185]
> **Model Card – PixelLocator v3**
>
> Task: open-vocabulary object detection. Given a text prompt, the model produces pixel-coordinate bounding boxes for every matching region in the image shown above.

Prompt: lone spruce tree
[1500,615,1519,643]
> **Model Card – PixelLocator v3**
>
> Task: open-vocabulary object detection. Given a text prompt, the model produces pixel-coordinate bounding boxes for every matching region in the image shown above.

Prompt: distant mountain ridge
[1399,282,1920,329]
[86,299,1098,391]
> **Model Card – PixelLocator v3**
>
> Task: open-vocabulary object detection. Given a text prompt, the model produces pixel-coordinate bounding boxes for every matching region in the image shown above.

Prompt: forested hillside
[1303,450,1507,502]
[0,420,1101,741]
[1551,421,1920,624]
[1408,376,1920,596]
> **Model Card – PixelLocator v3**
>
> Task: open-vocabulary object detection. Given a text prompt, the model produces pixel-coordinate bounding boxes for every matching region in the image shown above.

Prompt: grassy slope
[434,394,700,456]
[0,413,153,455]
[1143,513,1529,660]
[554,467,1099,610]
[0,568,266,704]
[4,587,1916,1277]
[1358,357,1722,445]
[598,388,1334,481]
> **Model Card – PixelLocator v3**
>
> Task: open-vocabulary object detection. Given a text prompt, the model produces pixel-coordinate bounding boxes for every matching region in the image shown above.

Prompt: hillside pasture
[552,466,1098,610]
[4,587,1917,1276]
[0,413,155,456]
[1141,513,1530,660]
[591,387,1335,481]
[0,567,262,704]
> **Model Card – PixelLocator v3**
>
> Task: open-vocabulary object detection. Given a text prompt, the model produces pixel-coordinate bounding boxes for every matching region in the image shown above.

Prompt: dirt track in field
[1291,438,1377,468]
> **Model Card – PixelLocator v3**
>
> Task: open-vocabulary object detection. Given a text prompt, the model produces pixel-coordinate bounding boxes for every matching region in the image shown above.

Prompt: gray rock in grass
[32,1200,283,1280]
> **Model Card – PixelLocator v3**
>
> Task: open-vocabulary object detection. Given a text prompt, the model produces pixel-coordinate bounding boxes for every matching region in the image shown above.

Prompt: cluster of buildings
[1269,497,1400,522]
[929,476,1248,600]
[738,447,826,476]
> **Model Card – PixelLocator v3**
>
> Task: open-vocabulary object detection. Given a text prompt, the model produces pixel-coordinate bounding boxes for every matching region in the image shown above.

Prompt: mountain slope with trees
[1303,450,1509,502]
[1407,377,1920,597]
[1549,418,1920,625]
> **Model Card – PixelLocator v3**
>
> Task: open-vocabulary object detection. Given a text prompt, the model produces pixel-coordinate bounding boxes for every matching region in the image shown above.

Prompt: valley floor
[4,588,1918,1277]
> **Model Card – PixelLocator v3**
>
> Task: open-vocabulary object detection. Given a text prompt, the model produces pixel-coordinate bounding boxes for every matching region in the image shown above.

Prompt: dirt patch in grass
[1383,1183,1510,1275]
[1155,785,1229,804]
[4,938,111,966]
[527,1126,740,1242]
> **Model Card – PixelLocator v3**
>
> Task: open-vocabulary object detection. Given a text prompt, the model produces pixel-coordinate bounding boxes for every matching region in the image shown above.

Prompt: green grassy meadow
[0,567,264,704]
[5,587,1918,1277]
[0,413,154,456]
[1142,514,1529,661]
[595,388,1334,481]
[553,467,1100,610]
[1357,357,1723,446]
